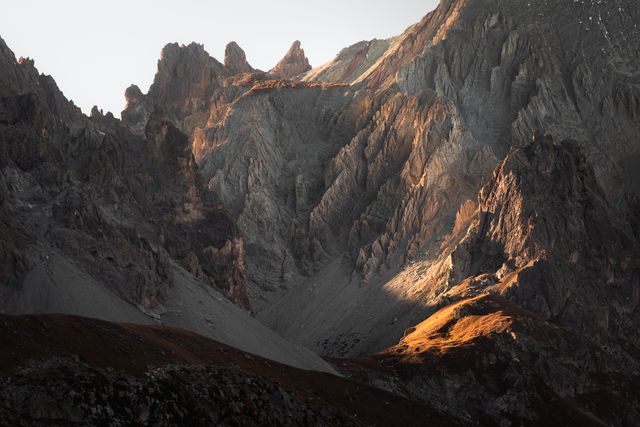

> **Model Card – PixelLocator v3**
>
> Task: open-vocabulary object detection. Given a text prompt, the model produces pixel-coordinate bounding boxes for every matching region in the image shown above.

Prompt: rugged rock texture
[215,0,640,357]
[0,39,43,98]
[224,41,253,75]
[2,0,640,423]
[120,84,151,135]
[144,42,229,130]
[195,83,364,306]
[0,50,248,310]
[440,138,639,338]
[0,37,338,373]
[121,42,273,139]
[333,138,640,426]
[269,40,312,80]
[95,0,640,365]
[1,361,350,427]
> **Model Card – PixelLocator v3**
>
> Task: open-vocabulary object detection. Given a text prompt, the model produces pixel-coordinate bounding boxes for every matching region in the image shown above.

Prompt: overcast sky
[0,1,439,116]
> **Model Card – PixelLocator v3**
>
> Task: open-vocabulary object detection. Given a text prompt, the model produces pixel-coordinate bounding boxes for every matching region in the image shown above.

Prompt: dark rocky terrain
[0,314,451,426]
[1,0,640,424]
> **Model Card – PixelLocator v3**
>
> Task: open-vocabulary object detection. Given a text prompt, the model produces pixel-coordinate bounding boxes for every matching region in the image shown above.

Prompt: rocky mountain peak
[121,84,151,135]
[89,105,103,119]
[124,84,144,103]
[224,41,253,75]
[146,42,227,126]
[269,40,311,80]
[0,37,40,96]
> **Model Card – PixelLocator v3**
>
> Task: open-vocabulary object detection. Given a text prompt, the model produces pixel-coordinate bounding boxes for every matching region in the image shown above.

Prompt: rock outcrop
[438,138,640,336]
[121,42,270,139]
[121,84,151,135]
[115,0,640,364]
[152,42,227,124]
[224,41,253,75]
[268,40,311,80]
[234,0,640,357]
[366,294,640,426]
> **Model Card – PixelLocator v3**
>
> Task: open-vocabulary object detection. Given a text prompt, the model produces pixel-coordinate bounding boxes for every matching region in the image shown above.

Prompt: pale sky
[0,1,438,116]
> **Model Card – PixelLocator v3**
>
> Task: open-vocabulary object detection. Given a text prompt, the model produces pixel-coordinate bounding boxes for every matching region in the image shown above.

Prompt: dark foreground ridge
[0,313,453,426]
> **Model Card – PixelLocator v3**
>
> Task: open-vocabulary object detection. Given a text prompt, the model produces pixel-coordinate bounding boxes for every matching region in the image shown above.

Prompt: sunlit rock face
[121,84,151,135]
[147,42,230,130]
[224,41,253,75]
[268,40,312,80]
[0,34,350,372]
[301,39,392,84]
[5,37,355,373]
[340,138,640,425]
[414,135,640,352]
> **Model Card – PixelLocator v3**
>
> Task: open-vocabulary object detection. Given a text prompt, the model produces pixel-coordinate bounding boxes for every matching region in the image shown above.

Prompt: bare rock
[269,40,311,80]
[121,84,151,135]
[224,41,253,75]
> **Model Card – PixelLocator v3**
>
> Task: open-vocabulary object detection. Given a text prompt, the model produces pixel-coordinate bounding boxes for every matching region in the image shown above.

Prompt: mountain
[336,137,640,425]
[224,41,254,75]
[1,0,640,424]
[268,40,312,80]
[176,0,640,360]
[0,36,333,373]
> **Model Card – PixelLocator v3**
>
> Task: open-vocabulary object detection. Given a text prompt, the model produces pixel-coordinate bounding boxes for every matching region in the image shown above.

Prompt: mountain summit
[224,41,253,75]
[269,40,312,80]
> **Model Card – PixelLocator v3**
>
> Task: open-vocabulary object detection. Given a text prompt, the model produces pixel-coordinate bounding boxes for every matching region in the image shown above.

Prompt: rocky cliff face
[268,40,312,80]
[224,41,253,75]
[194,83,363,306]
[120,84,151,135]
[121,42,273,139]
[221,0,640,357]
[141,42,230,131]
[0,47,248,310]
[440,138,639,338]
[0,37,343,372]
[336,138,640,425]
[2,0,640,423]
[114,0,640,363]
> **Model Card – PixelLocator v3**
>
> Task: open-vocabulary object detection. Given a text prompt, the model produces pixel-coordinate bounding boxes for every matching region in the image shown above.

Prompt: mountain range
[1,0,639,425]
